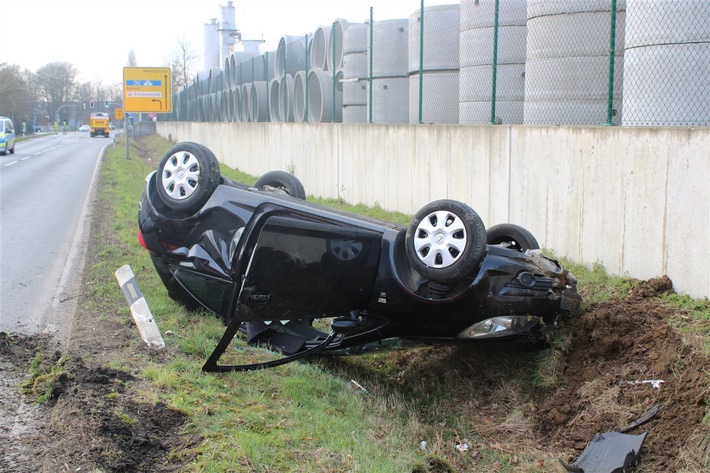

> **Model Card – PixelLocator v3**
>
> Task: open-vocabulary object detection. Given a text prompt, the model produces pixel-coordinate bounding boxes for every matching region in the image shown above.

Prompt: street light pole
[56,103,79,126]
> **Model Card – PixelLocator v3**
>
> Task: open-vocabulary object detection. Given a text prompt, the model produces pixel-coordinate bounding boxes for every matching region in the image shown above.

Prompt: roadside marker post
[115,264,165,348]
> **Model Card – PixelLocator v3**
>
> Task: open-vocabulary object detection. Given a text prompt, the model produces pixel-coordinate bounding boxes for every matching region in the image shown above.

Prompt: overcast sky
[3,0,457,84]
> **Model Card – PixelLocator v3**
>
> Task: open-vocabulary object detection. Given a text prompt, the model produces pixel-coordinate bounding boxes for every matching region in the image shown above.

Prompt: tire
[405,199,487,283]
[156,142,221,214]
[486,223,539,252]
[9,143,14,154]
[254,171,306,200]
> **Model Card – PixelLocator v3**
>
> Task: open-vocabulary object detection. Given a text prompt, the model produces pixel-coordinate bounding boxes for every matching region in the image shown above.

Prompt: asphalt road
[0,131,109,342]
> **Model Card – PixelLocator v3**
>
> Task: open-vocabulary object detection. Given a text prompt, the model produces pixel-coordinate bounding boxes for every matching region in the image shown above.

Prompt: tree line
[0,36,199,132]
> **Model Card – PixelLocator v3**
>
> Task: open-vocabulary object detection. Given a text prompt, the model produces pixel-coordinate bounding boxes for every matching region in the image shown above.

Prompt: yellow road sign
[115,108,124,120]
[123,67,172,113]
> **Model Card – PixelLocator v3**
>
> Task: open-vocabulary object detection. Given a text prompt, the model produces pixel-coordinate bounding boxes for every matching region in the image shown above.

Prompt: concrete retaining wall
[156,122,709,299]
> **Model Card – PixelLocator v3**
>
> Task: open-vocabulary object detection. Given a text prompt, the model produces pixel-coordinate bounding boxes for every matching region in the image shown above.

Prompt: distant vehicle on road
[0,117,16,155]
[79,125,90,132]
[89,113,110,138]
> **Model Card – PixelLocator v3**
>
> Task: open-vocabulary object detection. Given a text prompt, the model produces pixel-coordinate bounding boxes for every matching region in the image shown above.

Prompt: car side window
[5,120,13,132]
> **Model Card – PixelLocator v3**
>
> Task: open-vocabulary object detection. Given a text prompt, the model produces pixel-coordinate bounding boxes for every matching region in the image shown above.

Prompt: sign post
[122,67,172,158]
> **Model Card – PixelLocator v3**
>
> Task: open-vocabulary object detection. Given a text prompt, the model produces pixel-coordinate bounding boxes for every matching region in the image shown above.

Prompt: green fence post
[418,0,424,124]
[605,0,618,125]
[265,51,270,123]
[490,0,500,124]
[305,33,310,123]
[283,40,288,121]
[333,21,337,123]
[368,7,373,124]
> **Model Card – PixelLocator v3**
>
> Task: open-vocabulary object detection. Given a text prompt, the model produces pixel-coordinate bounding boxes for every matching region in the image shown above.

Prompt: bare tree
[35,62,78,123]
[169,35,200,94]
[0,63,35,131]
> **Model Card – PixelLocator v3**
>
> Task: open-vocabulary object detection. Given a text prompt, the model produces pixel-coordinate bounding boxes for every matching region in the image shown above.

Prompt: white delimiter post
[115,265,165,348]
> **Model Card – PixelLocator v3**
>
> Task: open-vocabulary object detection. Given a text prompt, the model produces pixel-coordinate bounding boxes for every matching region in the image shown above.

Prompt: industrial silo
[622,0,709,126]
[459,0,527,124]
[523,0,626,125]
[409,4,460,124]
[203,19,220,71]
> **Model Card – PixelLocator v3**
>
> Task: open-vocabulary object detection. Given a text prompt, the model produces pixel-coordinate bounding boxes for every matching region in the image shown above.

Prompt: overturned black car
[137,142,579,372]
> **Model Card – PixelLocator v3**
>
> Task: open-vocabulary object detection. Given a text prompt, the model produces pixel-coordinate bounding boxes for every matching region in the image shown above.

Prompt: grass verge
[58,133,708,472]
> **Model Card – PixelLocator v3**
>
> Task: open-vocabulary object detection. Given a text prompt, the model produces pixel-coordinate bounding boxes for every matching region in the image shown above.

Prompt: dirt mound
[536,276,709,471]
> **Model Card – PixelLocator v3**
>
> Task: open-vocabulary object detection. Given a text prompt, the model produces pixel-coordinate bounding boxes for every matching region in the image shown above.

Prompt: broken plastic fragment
[455,442,470,453]
[559,431,648,473]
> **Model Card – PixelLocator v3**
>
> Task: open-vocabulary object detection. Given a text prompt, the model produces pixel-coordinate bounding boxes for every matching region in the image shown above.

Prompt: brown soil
[535,276,709,471]
[0,147,707,472]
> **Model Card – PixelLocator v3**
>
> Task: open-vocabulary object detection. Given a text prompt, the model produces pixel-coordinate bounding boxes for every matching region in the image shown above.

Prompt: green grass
[20,352,70,404]
[80,134,708,472]
[95,135,435,472]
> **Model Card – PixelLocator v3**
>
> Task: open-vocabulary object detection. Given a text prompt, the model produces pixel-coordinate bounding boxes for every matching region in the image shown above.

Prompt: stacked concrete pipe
[370,19,409,123]
[279,74,296,122]
[622,0,708,126]
[307,68,342,122]
[269,78,281,121]
[459,0,527,125]
[293,71,307,123]
[408,4,460,124]
[342,23,368,123]
[310,26,331,71]
[523,0,626,125]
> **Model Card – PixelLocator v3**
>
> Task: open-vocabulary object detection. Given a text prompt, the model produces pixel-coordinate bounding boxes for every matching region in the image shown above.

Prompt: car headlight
[457,315,538,339]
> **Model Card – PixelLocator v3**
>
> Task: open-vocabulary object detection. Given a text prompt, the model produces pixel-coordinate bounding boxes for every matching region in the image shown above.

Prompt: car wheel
[9,144,14,154]
[405,199,487,283]
[486,223,539,252]
[156,142,221,214]
[254,171,306,200]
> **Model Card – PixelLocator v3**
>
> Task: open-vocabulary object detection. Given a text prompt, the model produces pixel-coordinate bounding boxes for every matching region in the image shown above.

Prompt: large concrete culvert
[293,71,307,123]
[523,0,626,125]
[276,35,307,77]
[342,23,368,123]
[459,0,527,125]
[269,78,281,122]
[307,69,343,123]
[327,19,354,72]
[409,4,460,124]
[370,19,409,123]
[279,73,296,122]
[622,0,710,126]
[310,26,331,71]
[250,81,270,122]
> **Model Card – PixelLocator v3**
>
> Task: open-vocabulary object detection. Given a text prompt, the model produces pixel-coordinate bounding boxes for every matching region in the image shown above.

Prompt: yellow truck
[89,112,110,138]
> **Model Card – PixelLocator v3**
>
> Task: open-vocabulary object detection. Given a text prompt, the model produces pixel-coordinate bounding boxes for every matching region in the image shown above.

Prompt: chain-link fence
[165,0,709,127]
